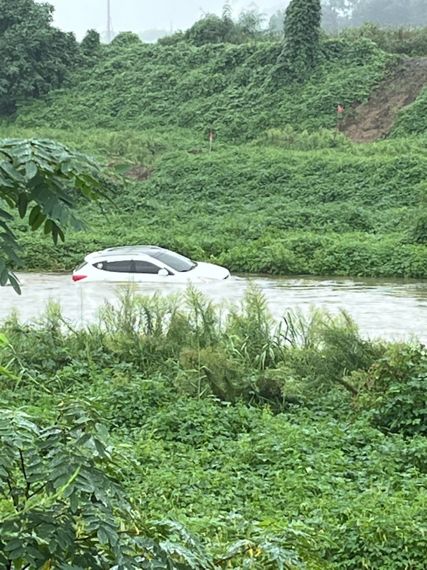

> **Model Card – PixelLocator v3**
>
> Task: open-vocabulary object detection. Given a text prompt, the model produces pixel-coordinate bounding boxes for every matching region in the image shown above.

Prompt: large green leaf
[0,138,107,292]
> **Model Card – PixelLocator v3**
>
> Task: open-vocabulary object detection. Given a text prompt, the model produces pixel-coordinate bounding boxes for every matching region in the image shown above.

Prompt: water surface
[0,273,426,343]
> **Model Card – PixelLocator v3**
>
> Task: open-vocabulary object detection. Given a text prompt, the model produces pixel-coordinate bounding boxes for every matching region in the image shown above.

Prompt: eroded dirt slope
[342,58,427,142]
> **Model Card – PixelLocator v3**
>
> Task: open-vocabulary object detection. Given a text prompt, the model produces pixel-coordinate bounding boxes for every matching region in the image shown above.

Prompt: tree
[158,30,186,46]
[282,0,322,75]
[81,29,101,58]
[0,0,79,115]
[110,31,142,47]
[0,402,219,568]
[184,14,235,46]
[0,139,105,291]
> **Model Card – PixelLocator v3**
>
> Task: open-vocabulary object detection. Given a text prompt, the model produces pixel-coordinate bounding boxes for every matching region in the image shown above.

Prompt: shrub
[284,309,383,395]
[407,212,427,244]
[0,403,162,567]
[354,344,427,436]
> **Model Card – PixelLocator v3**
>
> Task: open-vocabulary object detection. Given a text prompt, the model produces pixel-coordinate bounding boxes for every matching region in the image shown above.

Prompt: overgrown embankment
[15,38,392,139]
[7,128,426,278]
[4,38,427,278]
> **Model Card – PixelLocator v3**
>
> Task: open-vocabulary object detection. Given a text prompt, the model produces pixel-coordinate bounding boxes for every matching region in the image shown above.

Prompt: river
[0,273,426,343]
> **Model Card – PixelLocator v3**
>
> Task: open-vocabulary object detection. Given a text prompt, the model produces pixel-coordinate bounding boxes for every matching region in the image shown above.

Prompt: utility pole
[107,0,112,43]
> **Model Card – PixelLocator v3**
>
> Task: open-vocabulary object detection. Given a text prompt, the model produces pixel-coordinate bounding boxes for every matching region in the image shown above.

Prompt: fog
[44,0,284,39]
[42,0,427,40]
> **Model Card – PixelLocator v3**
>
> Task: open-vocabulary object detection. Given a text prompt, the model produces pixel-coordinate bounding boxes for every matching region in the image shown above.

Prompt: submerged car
[72,246,230,283]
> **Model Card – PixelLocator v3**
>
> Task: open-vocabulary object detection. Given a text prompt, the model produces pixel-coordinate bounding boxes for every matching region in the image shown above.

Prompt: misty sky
[43,0,285,38]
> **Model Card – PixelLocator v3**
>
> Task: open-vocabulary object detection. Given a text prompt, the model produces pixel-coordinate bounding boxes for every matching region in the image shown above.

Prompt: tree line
[2,0,427,117]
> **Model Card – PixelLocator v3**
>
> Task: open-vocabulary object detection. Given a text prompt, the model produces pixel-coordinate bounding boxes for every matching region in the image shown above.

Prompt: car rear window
[96,260,133,273]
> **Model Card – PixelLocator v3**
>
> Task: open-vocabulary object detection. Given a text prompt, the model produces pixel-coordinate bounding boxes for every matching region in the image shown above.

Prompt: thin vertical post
[107,0,112,43]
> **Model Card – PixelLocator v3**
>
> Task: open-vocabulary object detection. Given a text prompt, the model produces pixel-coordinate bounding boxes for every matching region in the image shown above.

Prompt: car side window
[133,260,162,274]
[96,260,133,273]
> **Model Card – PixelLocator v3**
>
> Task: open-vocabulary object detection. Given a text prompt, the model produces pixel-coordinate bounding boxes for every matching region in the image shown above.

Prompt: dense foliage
[0,14,425,278]
[282,0,322,75]
[0,403,143,568]
[0,290,426,568]
[183,13,254,46]
[0,0,79,115]
[2,127,425,278]
[0,139,104,290]
[1,3,427,566]
[13,39,392,139]
[81,29,102,58]
[393,87,427,136]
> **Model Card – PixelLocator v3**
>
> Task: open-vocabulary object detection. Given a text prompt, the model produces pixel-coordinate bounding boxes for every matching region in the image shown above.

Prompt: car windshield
[150,249,196,272]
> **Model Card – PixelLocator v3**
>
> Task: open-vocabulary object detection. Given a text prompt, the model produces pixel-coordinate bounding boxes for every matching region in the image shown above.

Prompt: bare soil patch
[341,58,427,142]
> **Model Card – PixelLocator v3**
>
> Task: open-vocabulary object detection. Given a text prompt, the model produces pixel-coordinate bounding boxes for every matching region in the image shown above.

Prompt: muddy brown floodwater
[0,273,426,343]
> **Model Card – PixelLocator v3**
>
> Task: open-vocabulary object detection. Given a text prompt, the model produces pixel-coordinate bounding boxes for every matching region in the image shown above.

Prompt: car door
[132,259,170,281]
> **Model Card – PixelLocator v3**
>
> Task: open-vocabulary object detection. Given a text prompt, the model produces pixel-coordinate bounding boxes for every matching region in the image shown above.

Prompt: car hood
[186,262,230,280]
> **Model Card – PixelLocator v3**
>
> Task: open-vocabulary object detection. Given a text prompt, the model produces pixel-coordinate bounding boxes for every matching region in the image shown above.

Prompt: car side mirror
[158,268,169,277]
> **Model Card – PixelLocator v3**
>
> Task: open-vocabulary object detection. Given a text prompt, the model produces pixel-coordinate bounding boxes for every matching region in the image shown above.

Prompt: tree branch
[18,449,31,499]
[6,478,19,509]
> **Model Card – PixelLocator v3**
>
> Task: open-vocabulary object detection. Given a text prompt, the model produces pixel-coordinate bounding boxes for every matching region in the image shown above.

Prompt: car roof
[86,246,168,261]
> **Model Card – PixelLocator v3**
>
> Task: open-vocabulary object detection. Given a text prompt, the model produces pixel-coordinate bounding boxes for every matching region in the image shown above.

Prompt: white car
[72,246,230,283]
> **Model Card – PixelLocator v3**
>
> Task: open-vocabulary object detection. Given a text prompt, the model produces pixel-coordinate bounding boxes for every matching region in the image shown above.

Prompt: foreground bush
[354,344,427,436]
[1,291,426,568]
[0,400,314,569]
[0,403,219,568]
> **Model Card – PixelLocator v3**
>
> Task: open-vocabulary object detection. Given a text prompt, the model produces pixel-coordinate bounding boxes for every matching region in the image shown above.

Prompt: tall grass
[1,286,385,407]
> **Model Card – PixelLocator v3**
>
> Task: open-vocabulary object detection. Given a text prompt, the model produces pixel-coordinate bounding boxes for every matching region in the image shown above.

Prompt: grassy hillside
[15,39,392,139]
[4,126,425,278]
[2,37,426,277]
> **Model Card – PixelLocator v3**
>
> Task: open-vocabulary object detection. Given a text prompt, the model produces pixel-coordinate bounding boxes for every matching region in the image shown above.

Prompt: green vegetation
[13,39,392,138]
[1,289,426,568]
[1,35,424,278]
[282,0,322,74]
[0,138,104,289]
[1,127,424,278]
[0,0,79,115]
[1,1,427,567]
[0,1,424,279]
[394,86,427,136]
